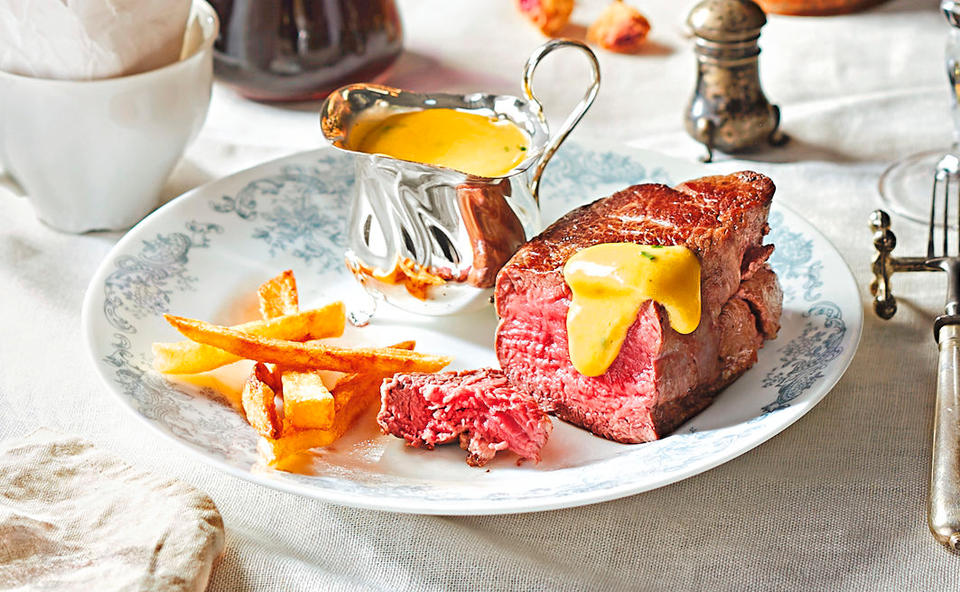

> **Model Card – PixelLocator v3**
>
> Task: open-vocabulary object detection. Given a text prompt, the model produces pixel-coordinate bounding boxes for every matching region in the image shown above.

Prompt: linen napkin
[0,429,224,592]
[0,0,192,80]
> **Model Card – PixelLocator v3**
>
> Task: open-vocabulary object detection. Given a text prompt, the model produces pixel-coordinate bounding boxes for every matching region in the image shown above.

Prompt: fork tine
[931,171,939,259]
[946,174,952,256]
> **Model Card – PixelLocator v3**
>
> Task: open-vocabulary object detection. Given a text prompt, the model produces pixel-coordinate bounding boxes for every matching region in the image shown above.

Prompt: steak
[377,368,552,466]
[494,171,782,443]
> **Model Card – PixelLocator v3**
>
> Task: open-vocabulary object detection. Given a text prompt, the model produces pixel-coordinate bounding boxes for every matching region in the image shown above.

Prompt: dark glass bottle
[210,0,403,102]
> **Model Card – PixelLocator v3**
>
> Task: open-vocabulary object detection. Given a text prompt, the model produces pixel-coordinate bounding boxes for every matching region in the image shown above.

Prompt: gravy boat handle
[522,39,601,205]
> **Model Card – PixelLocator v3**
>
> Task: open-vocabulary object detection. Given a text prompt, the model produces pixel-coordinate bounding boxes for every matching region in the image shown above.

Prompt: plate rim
[81,145,864,515]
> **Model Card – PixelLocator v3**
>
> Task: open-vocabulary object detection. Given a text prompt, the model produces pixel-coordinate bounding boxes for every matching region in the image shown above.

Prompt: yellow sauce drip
[562,243,701,377]
[350,109,529,178]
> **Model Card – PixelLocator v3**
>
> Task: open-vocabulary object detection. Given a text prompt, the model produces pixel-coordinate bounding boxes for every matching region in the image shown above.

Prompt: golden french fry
[326,340,416,424]
[261,342,417,467]
[242,362,281,439]
[330,371,389,424]
[254,360,282,391]
[261,373,390,466]
[259,425,340,466]
[153,302,345,374]
[280,370,335,430]
[258,270,299,320]
[384,340,416,352]
[164,315,451,374]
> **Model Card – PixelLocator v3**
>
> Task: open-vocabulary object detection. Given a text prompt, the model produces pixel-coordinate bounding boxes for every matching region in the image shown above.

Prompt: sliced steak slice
[495,171,781,444]
[377,368,552,466]
[736,264,783,339]
[717,297,764,383]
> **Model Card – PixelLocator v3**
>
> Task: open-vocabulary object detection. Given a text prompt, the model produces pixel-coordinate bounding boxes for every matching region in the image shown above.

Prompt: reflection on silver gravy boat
[320,39,599,321]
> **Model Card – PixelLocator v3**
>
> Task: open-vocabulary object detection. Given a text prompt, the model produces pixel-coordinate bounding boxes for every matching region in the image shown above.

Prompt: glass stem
[948,27,960,149]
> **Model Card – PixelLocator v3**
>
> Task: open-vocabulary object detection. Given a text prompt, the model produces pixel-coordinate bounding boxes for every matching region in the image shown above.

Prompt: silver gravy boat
[320,39,599,321]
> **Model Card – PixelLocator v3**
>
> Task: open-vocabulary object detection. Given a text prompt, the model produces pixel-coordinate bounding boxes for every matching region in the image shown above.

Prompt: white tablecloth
[2,0,959,589]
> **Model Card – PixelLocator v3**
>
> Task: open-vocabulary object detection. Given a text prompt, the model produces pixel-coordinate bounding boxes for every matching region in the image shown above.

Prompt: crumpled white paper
[0,0,192,80]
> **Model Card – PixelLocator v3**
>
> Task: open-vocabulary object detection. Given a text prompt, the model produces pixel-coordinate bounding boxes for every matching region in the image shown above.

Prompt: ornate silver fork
[871,152,960,550]
[926,154,960,551]
[870,1,960,551]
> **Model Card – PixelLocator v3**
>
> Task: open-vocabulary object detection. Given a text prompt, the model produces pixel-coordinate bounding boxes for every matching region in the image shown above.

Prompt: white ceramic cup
[0,1,218,233]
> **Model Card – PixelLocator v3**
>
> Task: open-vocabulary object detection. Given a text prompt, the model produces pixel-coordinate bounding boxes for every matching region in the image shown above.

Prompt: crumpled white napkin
[0,429,224,592]
[0,0,192,80]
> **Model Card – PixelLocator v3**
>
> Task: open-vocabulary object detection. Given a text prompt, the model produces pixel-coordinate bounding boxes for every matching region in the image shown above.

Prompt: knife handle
[929,323,960,550]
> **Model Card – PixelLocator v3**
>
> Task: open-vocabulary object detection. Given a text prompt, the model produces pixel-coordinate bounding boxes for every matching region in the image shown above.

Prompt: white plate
[82,143,862,515]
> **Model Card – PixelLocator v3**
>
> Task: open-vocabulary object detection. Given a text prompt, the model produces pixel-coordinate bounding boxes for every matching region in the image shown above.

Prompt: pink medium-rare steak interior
[377,368,553,466]
[494,171,782,443]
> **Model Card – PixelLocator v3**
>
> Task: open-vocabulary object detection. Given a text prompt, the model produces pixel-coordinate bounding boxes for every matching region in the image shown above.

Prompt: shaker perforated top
[687,0,767,42]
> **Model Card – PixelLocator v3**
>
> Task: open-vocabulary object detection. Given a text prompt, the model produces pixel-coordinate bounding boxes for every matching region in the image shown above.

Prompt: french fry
[260,271,335,430]
[241,362,281,439]
[258,270,298,319]
[260,424,340,466]
[262,342,416,467]
[379,340,415,353]
[280,370,335,430]
[153,302,345,374]
[262,374,395,465]
[254,360,282,391]
[164,315,451,374]
[156,265,450,472]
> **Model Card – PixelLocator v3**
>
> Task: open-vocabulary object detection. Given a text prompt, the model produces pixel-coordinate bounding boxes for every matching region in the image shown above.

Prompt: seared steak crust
[494,172,781,443]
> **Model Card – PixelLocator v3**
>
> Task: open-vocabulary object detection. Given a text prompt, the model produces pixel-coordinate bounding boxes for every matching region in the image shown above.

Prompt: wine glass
[878,0,960,225]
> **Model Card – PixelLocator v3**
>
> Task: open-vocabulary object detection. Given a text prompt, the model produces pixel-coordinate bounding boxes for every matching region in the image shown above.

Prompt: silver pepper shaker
[685,0,787,163]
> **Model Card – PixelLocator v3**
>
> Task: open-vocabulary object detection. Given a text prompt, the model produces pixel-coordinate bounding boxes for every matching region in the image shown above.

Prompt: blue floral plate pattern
[82,144,862,515]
